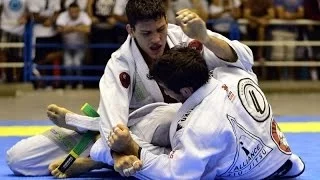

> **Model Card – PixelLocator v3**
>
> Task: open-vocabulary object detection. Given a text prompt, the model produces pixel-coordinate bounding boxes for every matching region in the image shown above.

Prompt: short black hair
[149,47,209,94]
[125,0,166,28]
[68,2,79,9]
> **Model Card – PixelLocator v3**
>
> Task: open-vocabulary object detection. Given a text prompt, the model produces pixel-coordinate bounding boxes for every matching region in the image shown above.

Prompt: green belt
[57,103,99,173]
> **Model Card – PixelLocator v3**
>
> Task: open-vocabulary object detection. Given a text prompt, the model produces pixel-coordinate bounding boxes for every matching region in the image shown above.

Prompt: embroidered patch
[222,84,236,102]
[271,119,291,154]
[221,115,273,178]
[188,40,203,53]
[238,78,270,122]
[119,72,130,88]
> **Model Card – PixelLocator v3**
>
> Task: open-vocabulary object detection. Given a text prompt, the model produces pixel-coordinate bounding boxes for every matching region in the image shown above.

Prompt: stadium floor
[0,116,319,179]
[0,90,319,179]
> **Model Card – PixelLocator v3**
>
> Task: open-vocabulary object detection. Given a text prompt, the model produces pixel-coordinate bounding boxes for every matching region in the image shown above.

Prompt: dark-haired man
[108,47,305,179]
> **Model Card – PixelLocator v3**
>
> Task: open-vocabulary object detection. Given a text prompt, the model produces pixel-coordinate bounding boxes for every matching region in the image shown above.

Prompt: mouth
[150,44,162,52]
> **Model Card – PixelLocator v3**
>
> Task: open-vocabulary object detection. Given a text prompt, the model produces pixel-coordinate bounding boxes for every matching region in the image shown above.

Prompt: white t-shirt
[56,11,92,47]
[209,0,241,32]
[113,0,127,16]
[0,0,28,35]
[28,0,61,38]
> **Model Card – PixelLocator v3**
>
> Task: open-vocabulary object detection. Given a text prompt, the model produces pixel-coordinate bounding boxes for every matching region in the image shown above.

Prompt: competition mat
[0,116,319,179]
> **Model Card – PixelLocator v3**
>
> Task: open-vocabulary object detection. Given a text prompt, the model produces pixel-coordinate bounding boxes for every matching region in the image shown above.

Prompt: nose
[150,32,161,43]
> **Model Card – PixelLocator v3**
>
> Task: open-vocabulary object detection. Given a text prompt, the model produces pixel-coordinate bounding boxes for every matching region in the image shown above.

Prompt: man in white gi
[108,47,305,179]
[6,0,253,177]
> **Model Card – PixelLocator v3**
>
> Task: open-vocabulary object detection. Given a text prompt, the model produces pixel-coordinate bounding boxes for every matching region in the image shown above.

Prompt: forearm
[114,15,127,23]
[32,13,49,23]
[202,35,237,62]
[73,25,91,33]
[130,132,171,155]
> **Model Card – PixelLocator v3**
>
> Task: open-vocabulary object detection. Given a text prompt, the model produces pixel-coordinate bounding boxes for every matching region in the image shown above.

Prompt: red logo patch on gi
[119,72,130,88]
[271,119,291,154]
[188,40,203,53]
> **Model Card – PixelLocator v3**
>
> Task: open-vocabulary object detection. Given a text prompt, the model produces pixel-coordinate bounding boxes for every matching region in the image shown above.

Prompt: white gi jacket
[98,24,253,143]
[134,56,296,179]
[66,23,253,145]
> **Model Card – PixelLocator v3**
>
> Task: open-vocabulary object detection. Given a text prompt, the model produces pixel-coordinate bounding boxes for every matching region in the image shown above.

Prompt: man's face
[69,7,80,20]
[131,17,168,60]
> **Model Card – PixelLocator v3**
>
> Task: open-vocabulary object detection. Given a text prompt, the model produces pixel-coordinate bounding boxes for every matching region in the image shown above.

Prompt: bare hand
[47,104,77,131]
[43,19,52,27]
[108,124,132,153]
[113,153,142,177]
[176,9,209,43]
[107,17,117,27]
[91,16,100,24]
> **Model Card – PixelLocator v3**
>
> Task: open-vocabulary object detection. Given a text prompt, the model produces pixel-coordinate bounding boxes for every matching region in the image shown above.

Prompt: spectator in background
[208,0,241,38]
[272,0,304,80]
[56,2,91,89]
[29,0,62,89]
[243,0,274,80]
[87,0,127,66]
[0,0,29,83]
[243,0,274,61]
[304,0,320,81]
[172,0,209,21]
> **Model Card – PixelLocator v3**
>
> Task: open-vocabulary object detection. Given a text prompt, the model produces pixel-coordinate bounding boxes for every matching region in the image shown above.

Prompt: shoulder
[79,12,91,21]
[107,39,133,67]
[57,11,68,20]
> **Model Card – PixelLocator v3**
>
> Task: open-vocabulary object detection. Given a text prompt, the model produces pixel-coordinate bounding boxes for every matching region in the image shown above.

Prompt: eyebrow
[140,25,166,33]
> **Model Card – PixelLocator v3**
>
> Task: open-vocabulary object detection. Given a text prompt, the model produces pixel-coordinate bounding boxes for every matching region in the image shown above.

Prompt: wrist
[201,35,211,46]
[125,140,140,157]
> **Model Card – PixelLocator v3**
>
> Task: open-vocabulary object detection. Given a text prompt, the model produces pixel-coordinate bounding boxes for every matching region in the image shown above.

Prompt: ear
[126,24,134,37]
[180,87,193,98]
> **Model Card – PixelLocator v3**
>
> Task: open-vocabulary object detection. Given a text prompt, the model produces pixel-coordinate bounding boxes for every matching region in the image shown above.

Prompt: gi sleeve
[179,27,254,73]
[130,133,171,155]
[98,52,134,146]
[203,30,254,73]
[134,124,226,180]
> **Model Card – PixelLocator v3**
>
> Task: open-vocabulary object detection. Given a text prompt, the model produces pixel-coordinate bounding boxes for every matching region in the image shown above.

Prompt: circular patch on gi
[9,0,22,11]
[119,72,130,88]
[188,40,203,53]
[238,78,270,122]
[271,119,291,154]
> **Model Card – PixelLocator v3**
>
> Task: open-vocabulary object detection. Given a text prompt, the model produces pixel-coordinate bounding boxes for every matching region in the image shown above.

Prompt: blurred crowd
[0,0,319,89]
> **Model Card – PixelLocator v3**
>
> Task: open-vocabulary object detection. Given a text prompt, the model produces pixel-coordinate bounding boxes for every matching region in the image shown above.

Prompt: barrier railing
[0,19,319,83]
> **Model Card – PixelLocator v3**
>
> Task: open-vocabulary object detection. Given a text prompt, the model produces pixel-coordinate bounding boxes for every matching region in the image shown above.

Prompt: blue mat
[1,117,319,179]
[1,137,133,180]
